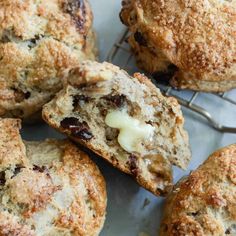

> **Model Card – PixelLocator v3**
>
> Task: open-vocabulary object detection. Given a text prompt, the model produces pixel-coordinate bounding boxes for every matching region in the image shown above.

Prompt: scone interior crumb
[43,60,191,196]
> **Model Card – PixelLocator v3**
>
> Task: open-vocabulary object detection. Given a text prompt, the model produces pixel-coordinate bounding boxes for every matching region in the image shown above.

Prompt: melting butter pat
[105,110,155,153]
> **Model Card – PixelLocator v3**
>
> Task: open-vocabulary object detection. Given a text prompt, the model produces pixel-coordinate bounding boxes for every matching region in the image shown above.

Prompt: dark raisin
[12,88,31,102]
[102,94,126,107]
[33,165,50,177]
[60,117,93,141]
[30,34,42,44]
[121,0,127,6]
[73,95,90,107]
[24,92,31,99]
[225,224,236,234]
[134,31,147,47]
[12,165,25,178]
[152,64,178,84]
[146,121,153,125]
[0,171,6,186]
[33,165,47,173]
[62,0,86,32]
[187,211,199,217]
[28,35,44,49]
[129,154,139,177]
[191,212,199,216]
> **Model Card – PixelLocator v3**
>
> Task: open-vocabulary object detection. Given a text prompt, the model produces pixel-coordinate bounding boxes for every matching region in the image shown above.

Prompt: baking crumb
[142,198,151,209]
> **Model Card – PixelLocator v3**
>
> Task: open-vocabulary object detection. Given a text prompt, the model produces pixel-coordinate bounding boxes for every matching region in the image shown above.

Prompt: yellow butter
[105,110,155,153]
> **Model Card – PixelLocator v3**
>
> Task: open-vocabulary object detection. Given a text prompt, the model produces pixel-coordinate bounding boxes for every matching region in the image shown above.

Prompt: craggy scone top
[0,118,107,236]
[0,0,96,119]
[120,0,236,92]
[160,144,236,235]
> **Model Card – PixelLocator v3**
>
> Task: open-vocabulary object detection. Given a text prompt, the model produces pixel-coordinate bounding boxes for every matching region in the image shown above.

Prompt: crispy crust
[0,0,96,120]
[0,118,107,236]
[120,0,236,92]
[42,60,191,196]
[160,144,236,235]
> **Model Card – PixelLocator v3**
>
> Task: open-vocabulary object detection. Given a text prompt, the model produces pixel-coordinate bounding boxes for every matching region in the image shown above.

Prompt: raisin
[187,211,199,217]
[30,34,42,44]
[12,88,31,102]
[129,154,139,177]
[102,94,126,107]
[33,165,50,178]
[0,171,6,186]
[152,64,178,84]
[62,0,86,32]
[73,95,90,107]
[146,121,153,125]
[12,165,25,178]
[33,165,47,173]
[60,117,93,140]
[121,0,128,6]
[225,224,236,234]
[24,91,31,99]
[28,34,45,49]
[134,31,147,47]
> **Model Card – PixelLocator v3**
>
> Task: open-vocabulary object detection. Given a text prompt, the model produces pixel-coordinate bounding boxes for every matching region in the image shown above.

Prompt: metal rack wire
[107,28,236,133]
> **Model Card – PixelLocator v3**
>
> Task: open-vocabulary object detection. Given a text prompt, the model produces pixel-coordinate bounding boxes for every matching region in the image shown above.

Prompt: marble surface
[22,1,236,235]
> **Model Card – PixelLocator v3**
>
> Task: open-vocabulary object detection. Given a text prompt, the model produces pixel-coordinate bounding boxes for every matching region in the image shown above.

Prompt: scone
[42,60,191,196]
[0,0,96,121]
[160,144,236,235]
[0,118,107,236]
[120,0,236,92]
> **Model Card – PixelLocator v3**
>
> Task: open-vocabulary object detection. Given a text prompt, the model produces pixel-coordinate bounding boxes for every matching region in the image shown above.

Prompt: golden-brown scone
[120,0,236,92]
[160,144,236,236]
[42,60,191,196]
[0,0,96,121]
[0,118,107,236]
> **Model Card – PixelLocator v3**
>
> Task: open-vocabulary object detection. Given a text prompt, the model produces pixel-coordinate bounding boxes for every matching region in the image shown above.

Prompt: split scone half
[0,118,107,236]
[120,0,236,92]
[43,61,191,196]
[0,0,96,121]
[160,144,236,236]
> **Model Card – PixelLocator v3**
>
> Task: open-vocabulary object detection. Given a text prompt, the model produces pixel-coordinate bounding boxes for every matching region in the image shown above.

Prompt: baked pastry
[0,118,107,236]
[120,0,236,92]
[42,60,191,196]
[0,0,96,121]
[160,144,236,235]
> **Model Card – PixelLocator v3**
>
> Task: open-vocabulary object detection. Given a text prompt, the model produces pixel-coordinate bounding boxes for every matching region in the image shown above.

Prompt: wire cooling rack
[107,28,236,133]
